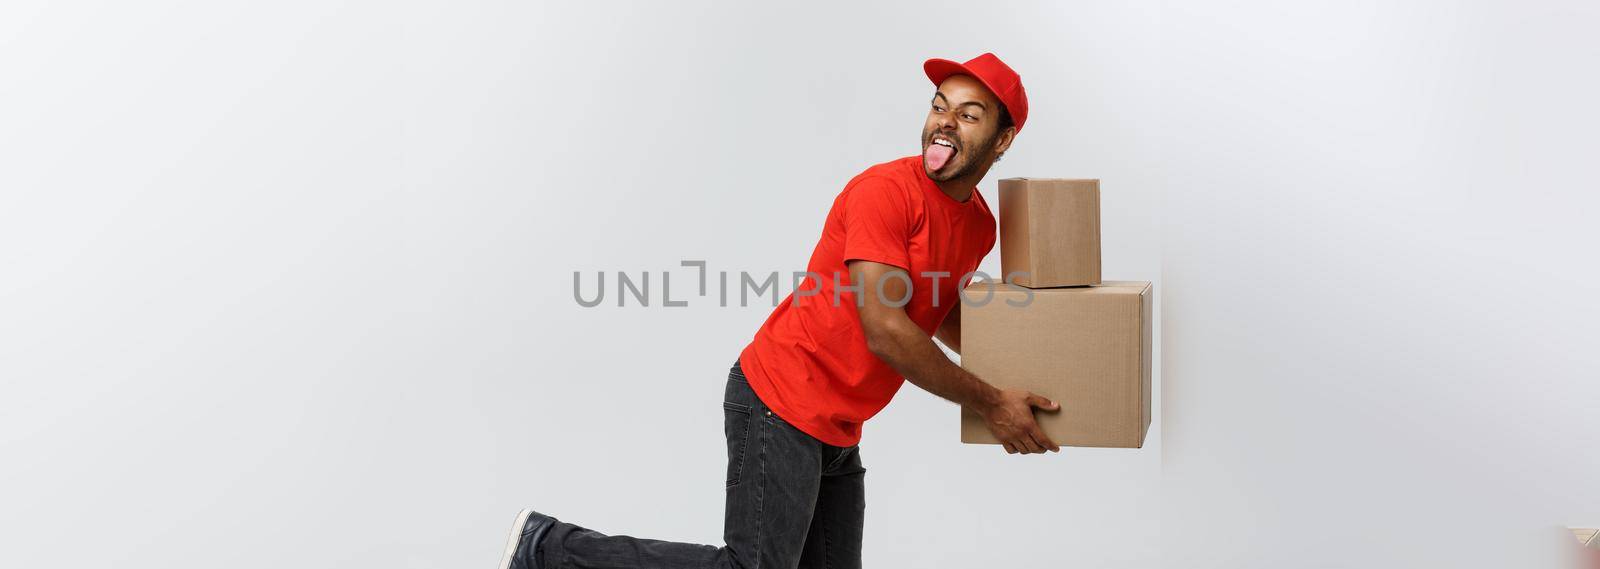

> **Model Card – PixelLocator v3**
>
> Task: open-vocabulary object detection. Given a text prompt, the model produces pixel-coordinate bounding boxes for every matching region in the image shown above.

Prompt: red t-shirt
[738,155,997,447]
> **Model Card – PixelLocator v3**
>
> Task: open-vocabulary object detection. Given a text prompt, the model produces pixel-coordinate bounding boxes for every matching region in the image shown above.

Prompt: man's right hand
[980,388,1061,454]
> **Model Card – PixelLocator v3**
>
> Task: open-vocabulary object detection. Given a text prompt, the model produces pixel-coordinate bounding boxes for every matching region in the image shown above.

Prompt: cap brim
[923,58,972,88]
[930,58,1008,95]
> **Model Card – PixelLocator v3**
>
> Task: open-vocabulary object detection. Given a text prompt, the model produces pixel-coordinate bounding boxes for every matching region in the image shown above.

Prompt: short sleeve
[840,177,916,271]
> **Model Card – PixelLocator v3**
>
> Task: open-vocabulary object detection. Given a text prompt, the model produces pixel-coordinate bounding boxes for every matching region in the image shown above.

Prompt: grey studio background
[1,2,1595,568]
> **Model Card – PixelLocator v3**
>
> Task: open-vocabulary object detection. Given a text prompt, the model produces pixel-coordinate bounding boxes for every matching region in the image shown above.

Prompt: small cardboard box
[959,280,1152,448]
[1575,528,1600,548]
[998,178,1102,288]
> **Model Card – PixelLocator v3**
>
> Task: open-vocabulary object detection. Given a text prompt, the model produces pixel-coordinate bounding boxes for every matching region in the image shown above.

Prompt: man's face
[921,74,1013,182]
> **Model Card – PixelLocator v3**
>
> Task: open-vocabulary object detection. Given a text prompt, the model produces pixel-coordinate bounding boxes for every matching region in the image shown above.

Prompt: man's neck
[933,163,991,202]
[934,181,974,202]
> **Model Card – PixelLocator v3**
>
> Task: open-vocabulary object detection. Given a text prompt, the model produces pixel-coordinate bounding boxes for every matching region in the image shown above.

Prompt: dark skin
[849,74,1060,455]
[920,74,1015,200]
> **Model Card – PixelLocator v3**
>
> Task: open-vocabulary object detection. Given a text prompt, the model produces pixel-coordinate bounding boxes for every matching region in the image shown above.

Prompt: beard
[922,127,997,182]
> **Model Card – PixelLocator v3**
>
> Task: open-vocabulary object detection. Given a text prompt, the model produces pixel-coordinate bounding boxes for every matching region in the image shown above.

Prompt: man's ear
[993,126,1017,158]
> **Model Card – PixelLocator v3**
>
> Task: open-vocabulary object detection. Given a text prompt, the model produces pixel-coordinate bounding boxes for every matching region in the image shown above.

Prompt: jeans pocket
[724,399,754,488]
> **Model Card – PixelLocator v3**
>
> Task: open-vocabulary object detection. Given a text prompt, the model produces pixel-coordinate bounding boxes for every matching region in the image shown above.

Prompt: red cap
[923,52,1029,133]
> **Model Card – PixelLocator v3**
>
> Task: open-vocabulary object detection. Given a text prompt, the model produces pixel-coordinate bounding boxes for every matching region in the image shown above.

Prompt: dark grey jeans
[537,359,867,569]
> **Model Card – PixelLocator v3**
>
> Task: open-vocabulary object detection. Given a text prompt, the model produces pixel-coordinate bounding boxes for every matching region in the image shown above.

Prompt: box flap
[1000,177,1100,183]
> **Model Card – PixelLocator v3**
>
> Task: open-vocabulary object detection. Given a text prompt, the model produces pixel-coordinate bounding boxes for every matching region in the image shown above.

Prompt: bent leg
[797,445,865,569]
[538,522,729,569]
[723,362,829,569]
[537,362,828,569]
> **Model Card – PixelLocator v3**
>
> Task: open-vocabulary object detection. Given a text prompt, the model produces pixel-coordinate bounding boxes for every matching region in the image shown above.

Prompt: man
[498,52,1059,569]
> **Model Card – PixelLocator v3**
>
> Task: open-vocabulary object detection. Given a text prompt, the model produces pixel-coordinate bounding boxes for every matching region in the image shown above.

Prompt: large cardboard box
[959,280,1152,448]
[998,178,1102,287]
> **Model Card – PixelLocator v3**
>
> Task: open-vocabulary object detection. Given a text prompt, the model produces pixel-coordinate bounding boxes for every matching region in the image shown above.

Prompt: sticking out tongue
[924,143,954,171]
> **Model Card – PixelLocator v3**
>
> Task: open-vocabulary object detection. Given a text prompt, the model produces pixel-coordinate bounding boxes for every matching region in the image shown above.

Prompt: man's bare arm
[847,260,1060,454]
[934,301,961,355]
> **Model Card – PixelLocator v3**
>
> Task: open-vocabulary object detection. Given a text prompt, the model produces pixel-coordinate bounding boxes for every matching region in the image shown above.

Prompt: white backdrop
[1160,2,1600,567]
[1,1,1593,568]
[1,2,1160,568]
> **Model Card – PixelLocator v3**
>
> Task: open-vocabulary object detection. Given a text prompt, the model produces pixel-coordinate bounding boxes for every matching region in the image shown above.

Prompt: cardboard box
[959,280,1152,448]
[1575,528,1600,548]
[998,178,1102,287]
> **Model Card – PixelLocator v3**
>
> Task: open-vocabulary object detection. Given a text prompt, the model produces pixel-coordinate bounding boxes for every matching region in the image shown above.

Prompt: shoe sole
[497,509,535,569]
